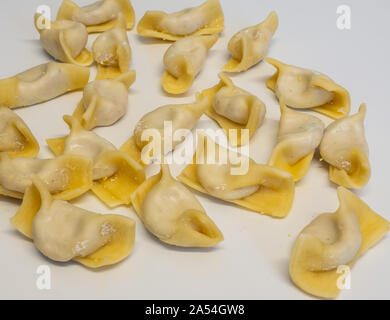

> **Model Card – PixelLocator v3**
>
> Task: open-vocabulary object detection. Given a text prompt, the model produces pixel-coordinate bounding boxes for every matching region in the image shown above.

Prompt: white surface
[0,0,389,300]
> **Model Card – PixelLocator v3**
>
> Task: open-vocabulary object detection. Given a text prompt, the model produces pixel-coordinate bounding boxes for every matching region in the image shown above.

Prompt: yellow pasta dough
[290,187,390,298]
[199,73,266,146]
[162,34,218,94]
[0,62,90,108]
[119,136,144,167]
[46,115,145,207]
[131,164,223,247]
[56,0,135,33]
[266,58,350,119]
[34,13,93,66]
[222,11,278,72]
[137,0,224,41]
[0,107,39,158]
[320,104,370,189]
[268,100,324,181]
[177,134,295,218]
[11,177,135,268]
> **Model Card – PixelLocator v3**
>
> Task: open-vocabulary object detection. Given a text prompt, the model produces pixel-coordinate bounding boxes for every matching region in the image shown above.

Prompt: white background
[0,0,389,299]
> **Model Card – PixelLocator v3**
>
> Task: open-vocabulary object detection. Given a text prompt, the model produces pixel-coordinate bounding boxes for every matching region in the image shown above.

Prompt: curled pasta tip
[337,186,349,203]
[266,57,283,68]
[116,70,136,88]
[264,11,279,34]
[358,103,367,117]
[30,176,53,210]
[202,33,219,49]
[63,114,83,132]
[33,13,44,32]
[217,72,234,86]
[57,0,79,18]
[81,96,99,130]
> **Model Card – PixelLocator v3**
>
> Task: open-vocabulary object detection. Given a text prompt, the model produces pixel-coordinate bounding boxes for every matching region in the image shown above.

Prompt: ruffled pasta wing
[320,104,370,189]
[93,13,132,80]
[46,116,145,207]
[91,151,145,208]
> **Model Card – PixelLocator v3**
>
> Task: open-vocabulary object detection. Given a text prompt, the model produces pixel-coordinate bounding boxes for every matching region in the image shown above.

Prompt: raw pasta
[46,115,145,207]
[56,0,135,33]
[0,107,39,158]
[0,62,90,108]
[11,177,136,268]
[199,73,266,146]
[290,187,390,298]
[137,0,224,41]
[177,134,295,218]
[162,34,218,94]
[34,13,93,66]
[92,13,132,79]
[131,164,223,247]
[268,100,324,181]
[222,11,278,72]
[320,104,370,189]
[266,58,350,119]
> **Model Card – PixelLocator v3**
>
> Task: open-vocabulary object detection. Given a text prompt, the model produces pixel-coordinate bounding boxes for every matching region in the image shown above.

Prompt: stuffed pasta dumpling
[11,177,135,268]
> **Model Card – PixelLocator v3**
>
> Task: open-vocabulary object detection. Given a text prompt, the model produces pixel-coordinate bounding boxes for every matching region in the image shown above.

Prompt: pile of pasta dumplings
[0,0,389,299]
